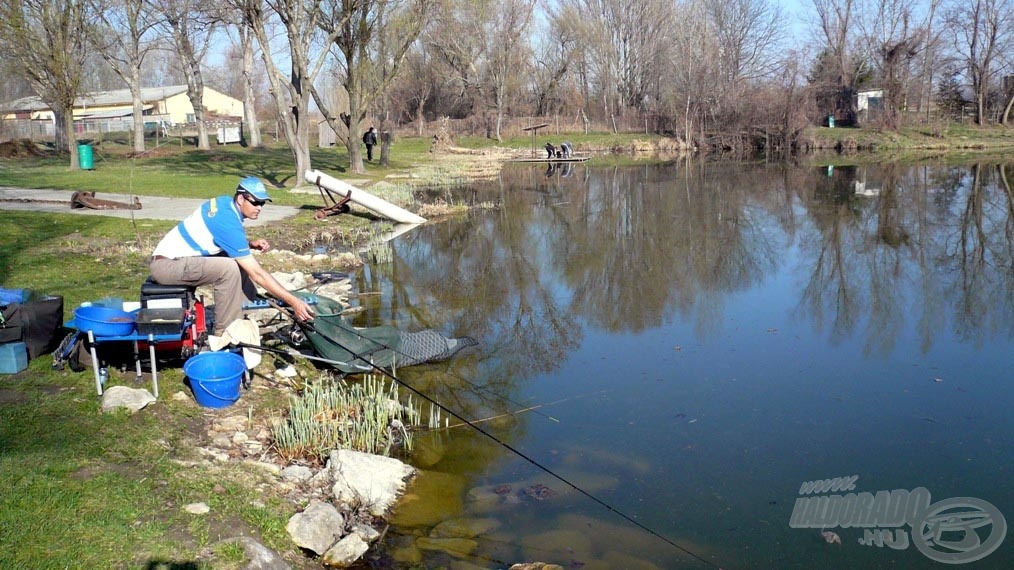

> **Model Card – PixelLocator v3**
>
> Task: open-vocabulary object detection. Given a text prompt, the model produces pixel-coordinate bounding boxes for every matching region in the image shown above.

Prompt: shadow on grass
[144,560,203,570]
[142,146,349,189]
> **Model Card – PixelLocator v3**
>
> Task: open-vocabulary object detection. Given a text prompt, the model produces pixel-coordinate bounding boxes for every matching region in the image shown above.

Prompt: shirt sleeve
[205,196,251,258]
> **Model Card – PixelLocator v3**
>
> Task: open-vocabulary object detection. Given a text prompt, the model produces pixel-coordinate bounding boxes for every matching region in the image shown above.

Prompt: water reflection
[354,159,1013,569]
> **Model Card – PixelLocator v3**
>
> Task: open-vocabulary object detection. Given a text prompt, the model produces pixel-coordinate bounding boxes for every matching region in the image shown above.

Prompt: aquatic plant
[272,374,423,463]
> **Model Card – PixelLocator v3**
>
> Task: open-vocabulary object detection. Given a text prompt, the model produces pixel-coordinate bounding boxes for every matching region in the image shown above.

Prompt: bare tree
[88,0,160,152]
[856,0,925,129]
[534,2,581,117]
[665,0,712,141]
[945,0,1013,125]
[810,0,861,122]
[222,0,263,147]
[157,0,218,149]
[558,0,675,126]
[488,0,536,140]
[314,0,429,173]
[0,0,94,167]
[243,0,336,186]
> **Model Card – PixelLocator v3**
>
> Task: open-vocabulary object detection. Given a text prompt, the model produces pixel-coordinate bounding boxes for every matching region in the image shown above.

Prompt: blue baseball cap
[237,176,271,201]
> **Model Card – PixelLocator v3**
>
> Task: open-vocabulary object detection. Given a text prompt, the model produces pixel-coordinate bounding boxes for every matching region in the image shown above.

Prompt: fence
[0,117,244,144]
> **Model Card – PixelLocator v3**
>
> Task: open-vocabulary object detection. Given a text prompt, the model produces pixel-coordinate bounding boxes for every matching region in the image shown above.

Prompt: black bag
[0,304,23,344]
[0,296,64,360]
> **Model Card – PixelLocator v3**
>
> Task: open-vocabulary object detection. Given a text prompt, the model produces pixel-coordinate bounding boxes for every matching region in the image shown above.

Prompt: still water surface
[350,160,1013,569]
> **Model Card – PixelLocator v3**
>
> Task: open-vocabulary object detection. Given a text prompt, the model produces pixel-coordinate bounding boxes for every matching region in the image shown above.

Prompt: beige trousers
[149,256,257,334]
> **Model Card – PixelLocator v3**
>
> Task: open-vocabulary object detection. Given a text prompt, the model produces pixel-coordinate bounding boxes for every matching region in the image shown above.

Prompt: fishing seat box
[140,277,195,310]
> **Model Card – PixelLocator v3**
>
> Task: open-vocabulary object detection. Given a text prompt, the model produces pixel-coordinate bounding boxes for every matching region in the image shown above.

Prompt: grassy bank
[803,122,1014,153]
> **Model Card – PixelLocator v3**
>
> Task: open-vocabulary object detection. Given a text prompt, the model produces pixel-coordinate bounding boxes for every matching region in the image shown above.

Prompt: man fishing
[149,176,313,335]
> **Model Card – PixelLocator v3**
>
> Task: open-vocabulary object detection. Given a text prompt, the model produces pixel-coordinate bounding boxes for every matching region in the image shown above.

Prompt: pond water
[348,159,1013,569]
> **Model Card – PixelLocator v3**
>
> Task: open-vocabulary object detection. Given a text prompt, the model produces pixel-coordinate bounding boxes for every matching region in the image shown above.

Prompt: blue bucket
[184,351,246,408]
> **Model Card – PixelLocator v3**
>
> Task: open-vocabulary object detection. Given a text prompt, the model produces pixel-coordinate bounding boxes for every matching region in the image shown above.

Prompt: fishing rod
[257,305,725,570]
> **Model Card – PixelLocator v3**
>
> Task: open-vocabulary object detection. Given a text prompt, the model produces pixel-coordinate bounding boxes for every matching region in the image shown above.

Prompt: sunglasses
[244,193,267,207]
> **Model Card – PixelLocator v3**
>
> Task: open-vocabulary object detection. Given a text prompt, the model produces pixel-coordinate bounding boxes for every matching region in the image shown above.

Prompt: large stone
[390,544,423,565]
[464,485,505,513]
[390,470,466,527]
[411,432,446,468]
[211,536,291,570]
[431,517,501,539]
[508,564,565,570]
[100,385,155,413]
[329,449,416,517]
[415,536,478,558]
[285,499,344,555]
[521,530,594,565]
[322,533,369,568]
[280,465,313,482]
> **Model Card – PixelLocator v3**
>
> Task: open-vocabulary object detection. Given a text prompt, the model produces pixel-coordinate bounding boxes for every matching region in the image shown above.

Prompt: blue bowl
[74,305,136,336]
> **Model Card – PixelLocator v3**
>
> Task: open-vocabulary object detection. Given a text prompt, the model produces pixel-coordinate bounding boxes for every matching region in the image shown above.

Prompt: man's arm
[236,256,314,322]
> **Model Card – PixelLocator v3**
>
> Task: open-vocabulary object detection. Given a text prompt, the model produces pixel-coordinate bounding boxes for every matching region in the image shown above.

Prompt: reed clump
[273,374,422,463]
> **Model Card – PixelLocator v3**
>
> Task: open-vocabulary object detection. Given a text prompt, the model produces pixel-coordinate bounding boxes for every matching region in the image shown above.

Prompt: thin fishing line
[289,315,724,569]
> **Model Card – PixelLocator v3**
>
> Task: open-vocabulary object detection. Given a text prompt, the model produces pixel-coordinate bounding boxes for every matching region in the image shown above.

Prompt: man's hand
[291,298,314,323]
[249,238,270,252]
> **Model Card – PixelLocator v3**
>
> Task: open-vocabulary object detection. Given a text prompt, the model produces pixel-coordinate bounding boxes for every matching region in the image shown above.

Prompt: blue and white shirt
[152,195,251,259]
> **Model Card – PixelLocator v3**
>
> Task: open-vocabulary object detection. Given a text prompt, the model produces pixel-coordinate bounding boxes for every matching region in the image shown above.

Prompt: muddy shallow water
[338,159,1014,569]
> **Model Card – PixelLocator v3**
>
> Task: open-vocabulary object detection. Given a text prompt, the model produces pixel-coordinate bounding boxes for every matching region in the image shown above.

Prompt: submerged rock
[431,517,501,539]
[521,530,594,565]
[390,470,467,527]
[415,536,478,558]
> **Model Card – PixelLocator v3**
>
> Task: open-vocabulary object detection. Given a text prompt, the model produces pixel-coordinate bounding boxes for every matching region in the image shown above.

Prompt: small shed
[857,89,884,124]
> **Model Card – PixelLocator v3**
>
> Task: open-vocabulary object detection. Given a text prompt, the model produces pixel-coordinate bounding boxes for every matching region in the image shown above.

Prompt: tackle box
[135,308,186,335]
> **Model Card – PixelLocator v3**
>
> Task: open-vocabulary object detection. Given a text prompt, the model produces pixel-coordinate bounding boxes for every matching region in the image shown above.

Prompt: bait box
[135,308,186,336]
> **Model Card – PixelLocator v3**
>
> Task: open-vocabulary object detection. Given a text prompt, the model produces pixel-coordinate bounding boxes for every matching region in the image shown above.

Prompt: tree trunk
[380,130,392,166]
[346,115,365,174]
[1001,90,1014,125]
[241,27,261,148]
[55,108,79,169]
[131,82,145,153]
[415,99,426,137]
[194,106,210,149]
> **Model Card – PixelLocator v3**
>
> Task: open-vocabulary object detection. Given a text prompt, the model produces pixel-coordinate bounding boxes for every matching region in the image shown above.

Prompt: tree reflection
[357,159,1012,409]
[943,162,1014,345]
[795,160,1014,353]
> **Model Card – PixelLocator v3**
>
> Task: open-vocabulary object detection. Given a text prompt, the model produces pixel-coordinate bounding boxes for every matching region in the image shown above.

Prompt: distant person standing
[363,127,378,161]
